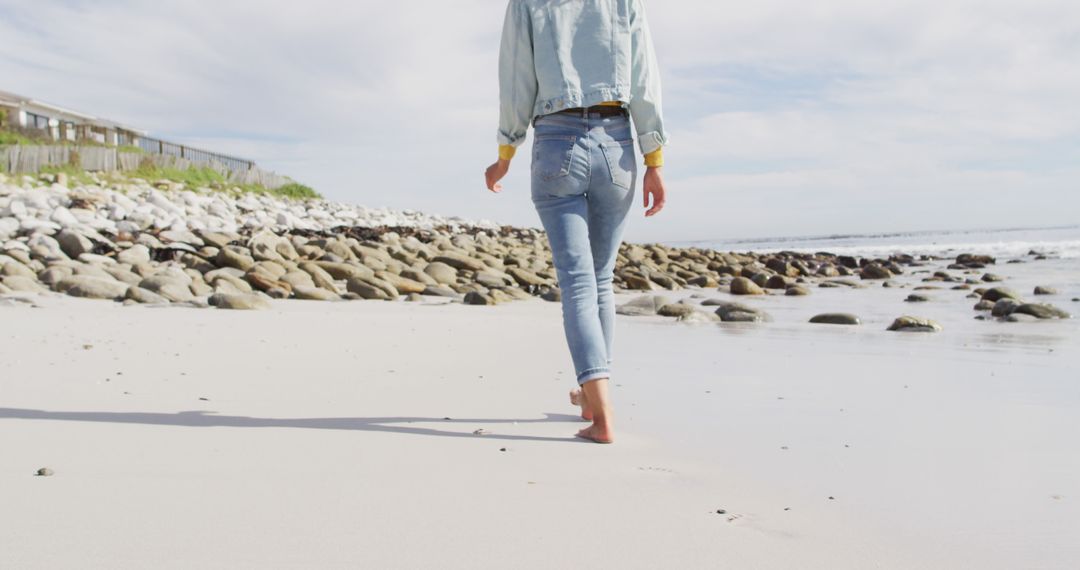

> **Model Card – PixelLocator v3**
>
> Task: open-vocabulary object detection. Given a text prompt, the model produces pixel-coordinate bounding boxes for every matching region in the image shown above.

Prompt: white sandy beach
[2,253,1078,569]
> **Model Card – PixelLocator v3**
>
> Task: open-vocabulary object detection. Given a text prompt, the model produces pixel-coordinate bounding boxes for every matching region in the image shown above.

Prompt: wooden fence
[0,145,291,190]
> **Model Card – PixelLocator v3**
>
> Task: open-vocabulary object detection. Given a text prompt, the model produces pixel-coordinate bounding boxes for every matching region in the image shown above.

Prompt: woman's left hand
[485,159,511,193]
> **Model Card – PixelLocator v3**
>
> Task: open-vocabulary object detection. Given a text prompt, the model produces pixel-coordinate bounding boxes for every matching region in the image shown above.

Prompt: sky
[1,0,1078,243]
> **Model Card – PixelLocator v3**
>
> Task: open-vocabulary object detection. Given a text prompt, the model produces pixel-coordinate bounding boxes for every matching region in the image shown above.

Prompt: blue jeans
[530,110,638,385]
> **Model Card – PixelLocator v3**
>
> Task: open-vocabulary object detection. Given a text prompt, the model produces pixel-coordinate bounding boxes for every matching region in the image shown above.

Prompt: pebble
[35,467,54,477]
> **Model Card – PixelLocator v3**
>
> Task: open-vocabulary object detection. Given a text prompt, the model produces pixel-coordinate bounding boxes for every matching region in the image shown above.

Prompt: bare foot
[576,424,614,444]
[569,388,593,421]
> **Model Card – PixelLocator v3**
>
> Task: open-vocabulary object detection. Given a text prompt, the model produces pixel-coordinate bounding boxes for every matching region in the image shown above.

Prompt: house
[0,89,255,173]
[0,89,147,146]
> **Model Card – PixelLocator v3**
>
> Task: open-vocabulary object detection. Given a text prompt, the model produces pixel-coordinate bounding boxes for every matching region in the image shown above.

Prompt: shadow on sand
[0,408,584,443]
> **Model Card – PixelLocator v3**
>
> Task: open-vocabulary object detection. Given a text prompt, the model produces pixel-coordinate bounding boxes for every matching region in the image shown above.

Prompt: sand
[2,262,1078,569]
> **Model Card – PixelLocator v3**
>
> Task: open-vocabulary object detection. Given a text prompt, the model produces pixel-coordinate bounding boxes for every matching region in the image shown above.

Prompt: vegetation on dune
[1,128,321,200]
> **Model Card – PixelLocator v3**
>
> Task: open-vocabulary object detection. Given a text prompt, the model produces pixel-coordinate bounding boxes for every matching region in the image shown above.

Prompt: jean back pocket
[600,139,636,190]
[532,135,577,181]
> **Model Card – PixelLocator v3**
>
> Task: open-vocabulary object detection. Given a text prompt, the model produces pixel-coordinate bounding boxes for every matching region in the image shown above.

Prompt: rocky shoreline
[0,173,1074,328]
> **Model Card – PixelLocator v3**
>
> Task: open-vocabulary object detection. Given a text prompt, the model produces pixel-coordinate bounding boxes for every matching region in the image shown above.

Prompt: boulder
[1011,303,1071,320]
[346,278,391,300]
[981,287,1021,303]
[809,313,861,325]
[56,229,94,259]
[376,271,427,294]
[859,264,892,280]
[423,261,458,285]
[463,291,495,305]
[1,275,47,293]
[138,274,196,302]
[730,277,764,295]
[785,285,810,296]
[616,294,671,316]
[117,245,152,265]
[433,252,486,272]
[991,298,1021,317]
[887,316,943,332]
[215,246,256,271]
[713,301,769,323]
[125,286,169,304]
[59,276,129,299]
[292,286,340,301]
[209,292,272,310]
[657,303,696,318]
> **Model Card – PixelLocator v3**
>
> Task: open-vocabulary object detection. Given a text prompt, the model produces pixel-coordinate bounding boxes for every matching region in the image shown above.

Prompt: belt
[554,105,627,117]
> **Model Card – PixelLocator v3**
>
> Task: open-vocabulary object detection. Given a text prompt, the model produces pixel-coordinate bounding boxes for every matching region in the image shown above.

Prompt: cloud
[1,0,1077,243]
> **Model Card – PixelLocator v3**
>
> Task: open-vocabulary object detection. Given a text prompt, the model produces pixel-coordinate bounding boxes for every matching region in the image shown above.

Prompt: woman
[485,0,668,444]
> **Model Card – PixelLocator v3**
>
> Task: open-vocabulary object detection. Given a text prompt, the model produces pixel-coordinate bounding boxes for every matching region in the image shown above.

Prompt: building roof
[0,88,147,135]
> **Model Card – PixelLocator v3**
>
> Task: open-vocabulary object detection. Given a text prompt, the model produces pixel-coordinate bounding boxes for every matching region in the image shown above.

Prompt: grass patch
[131,163,228,187]
[39,164,95,186]
[128,163,321,200]
[0,130,38,145]
[267,182,320,200]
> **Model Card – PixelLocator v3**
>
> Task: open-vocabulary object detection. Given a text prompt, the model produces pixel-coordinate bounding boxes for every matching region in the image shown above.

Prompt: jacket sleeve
[627,0,668,156]
[497,0,538,149]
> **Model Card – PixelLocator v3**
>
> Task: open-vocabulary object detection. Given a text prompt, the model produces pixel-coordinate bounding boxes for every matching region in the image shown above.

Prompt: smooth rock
[887,316,943,332]
[346,278,391,300]
[1033,286,1058,295]
[981,287,1021,302]
[125,286,169,304]
[292,286,340,301]
[1012,303,1071,320]
[657,303,696,318]
[991,298,1021,317]
[809,313,861,325]
[860,264,892,280]
[423,261,458,285]
[730,277,764,295]
[463,291,495,305]
[56,229,94,258]
[117,244,152,265]
[905,294,930,303]
[433,252,486,272]
[1,275,47,293]
[713,301,769,322]
[209,292,272,310]
[785,285,810,296]
[60,276,129,299]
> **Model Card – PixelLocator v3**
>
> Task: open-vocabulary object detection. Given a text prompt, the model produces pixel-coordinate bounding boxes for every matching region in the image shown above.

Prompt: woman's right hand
[643,167,666,216]
[485,159,511,193]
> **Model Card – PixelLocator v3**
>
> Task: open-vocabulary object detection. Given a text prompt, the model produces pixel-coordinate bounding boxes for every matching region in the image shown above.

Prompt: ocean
[671,225,1080,260]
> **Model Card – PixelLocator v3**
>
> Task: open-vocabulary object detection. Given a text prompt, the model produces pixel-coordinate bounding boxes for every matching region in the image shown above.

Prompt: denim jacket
[498,0,668,156]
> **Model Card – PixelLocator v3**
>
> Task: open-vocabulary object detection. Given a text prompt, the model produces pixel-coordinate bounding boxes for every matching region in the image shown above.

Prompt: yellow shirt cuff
[498,145,517,161]
[644,148,664,168]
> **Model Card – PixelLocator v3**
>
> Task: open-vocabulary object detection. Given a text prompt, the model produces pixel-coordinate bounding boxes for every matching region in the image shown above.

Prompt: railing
[116,132,255,173]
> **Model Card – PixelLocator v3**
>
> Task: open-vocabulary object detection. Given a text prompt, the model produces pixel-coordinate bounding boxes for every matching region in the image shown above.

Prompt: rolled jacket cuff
[637,130,666,156]
[497,129,528,148]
